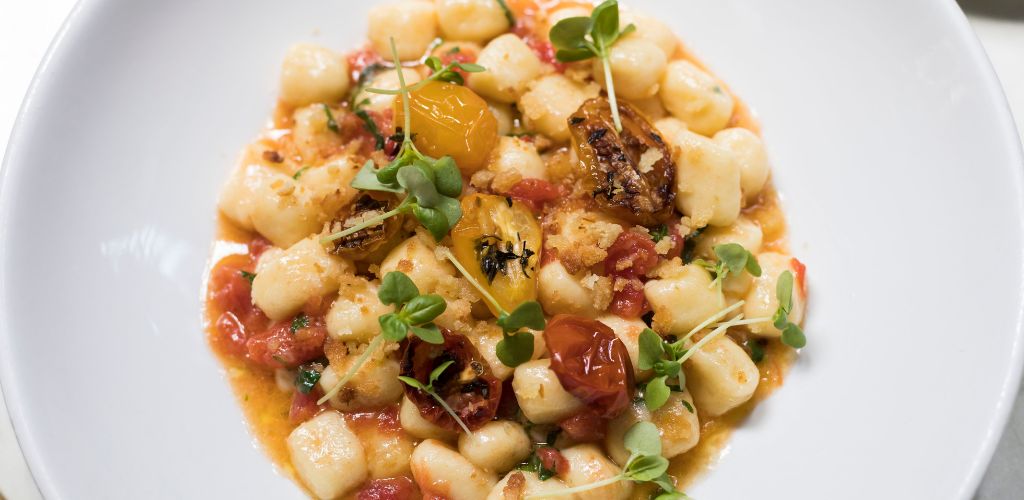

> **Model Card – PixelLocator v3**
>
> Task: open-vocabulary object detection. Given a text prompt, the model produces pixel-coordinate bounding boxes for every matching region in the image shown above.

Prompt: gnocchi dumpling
[537,261,601,318]
[352,420,416,479]
[561,444,634,500]
[279,43,350,108]
[399,396,457,441]
[511,359,585,424]
[368,1,438,61]
[487,136,548,183]
[326,278,390,343]
[378,234,456,294]
[645,261,726,336]
[486,470,571,500]
[743,252,807,337]
[317,353,404,410]
[597,314,650,379]
[457,420,532,473]
[251,236,352,320]
[660,60,734,136]
[470,34,545,103]
[355,68,424,113]
[714,127,771,203]
[518,74,601,142]
[593,37,667,100]
[666,127,742,228]
[411,439,498,500]
[436,0,510,44]
[286,411,367,499]
[683,334,759,417]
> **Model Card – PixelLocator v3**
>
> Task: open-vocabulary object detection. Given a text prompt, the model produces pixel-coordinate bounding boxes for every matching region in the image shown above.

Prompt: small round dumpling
[593,37,667,100]
[660,60,734,136]
[436,0,510,44]
[252,237,352,320]
[487,136,547,183]
[518,74,600,142]
[470,34,545,103]
[355,68,424,113]
[714,127,770,203]
[620,10,678,58]
[378,234,456,294]
[457,420,532,473]
[287,412,367,499]
[368,1,438,61]
[411,439,498,500]
[743,252,807,337]
[683,334,759,417]
[644,261,726,336]
[279,43,350,108]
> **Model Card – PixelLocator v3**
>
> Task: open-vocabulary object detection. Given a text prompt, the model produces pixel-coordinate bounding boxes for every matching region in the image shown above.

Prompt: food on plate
[205,1,809,498]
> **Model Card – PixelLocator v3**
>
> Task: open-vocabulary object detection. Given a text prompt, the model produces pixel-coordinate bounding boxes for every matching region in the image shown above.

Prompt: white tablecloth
[1,1,1022,498]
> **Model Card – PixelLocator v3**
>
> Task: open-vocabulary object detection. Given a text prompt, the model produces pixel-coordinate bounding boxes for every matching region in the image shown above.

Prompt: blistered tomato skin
[400,329,502,432]
[451,193,542,316]
[604,231,659,318]
[356,477,419,500]
[543,315,635,418]
[245,318,327,369]
[569,97,676,225]
[394,81,498,173]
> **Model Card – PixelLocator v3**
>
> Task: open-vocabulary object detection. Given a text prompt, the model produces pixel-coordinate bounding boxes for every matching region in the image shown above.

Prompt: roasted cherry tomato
[451,193,542,316]
[543,315,634,418]
[357,477,420,500]
[394,81,498,173]
[327,192,405,262]
[246,317,327,369]
[604,231,659,318]
[508,178,563,212]
[400,329,502,432]
[569,97,676,225]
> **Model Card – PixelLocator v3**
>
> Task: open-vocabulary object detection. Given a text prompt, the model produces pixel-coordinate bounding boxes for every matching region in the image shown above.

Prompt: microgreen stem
[672,300,744,349]
[676,313,746,365]
[317,335,385,405]
[526,474,625,499]
[598,41,623,133]
[439,247,508,316]
[389,38,413,148]
[320,205,406,244]
[430,391,474,436]
[712,316,772,328]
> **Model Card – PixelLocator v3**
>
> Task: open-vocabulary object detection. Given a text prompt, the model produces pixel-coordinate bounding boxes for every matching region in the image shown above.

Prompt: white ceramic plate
[2,0,1022,498]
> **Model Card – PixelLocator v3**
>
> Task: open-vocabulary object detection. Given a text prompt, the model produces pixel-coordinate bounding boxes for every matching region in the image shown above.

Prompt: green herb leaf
[644,376,671,411]
[745,253,762,277]
[411,324,444,344]
[496,331,535,367]
[290,313,310,334]
[777,270,794,312]
[402,294,447,325]
[428,360,454,389]
[351,160,403,193]
[623,421,662,457]
[379,313,409,342]
[550,17,593,52]
[433,195,463,230]
[398,165,441,208]
[292,167,309,180]
[499,301,546,332]
[747,339,765,363]
[638,328,664,371]
[496,0,515,27]
[624,454,669,482]
[680,398,694,414]
[590,0,621,45]
[239,270,256,284]
[649,225,669,243]
[355,109,386,150]
[431,156,463,197]
[295,364,322,394]
[714,243,750,275]
[322,104,339,133]
[412,205,450,242]
[781,323,806,348]
[379,271,420,306]
[397,375,426,391]
[517,448,558,481]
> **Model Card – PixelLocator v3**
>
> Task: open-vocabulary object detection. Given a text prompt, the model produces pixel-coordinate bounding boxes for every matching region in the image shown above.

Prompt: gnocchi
[660,60,734,136]
[286,411,367,499]
[279,44,350,108]
[367,1,438,61]
[411,439,499,500]
[683,334,759,417]
[251,236,351,320]
[470,34,545,103]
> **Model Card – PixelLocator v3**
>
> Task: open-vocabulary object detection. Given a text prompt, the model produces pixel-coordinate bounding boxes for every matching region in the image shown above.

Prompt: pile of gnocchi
[205,0,808,499]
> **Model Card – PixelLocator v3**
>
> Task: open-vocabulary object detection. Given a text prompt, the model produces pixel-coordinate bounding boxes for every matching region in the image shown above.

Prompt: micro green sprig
[774,270,806,348]
[526,422,687,499]
[318,271,447,405]
[423,56,486,86]
[322,38,484,244]
[440,247,545,367]
[693,243,761,289]
[397,360,474,435]
[638,301,748,410]
[549,0,635,132]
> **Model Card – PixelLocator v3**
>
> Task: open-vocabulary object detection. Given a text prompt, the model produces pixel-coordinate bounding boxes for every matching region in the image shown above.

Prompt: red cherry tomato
[543,315,634,418]
[603,232,658,318]
[400,329,502,432]
[558,408,608,442]
[245,317,327,369]
[606,279,648,319]
[288,390,326,424]
[508,178,563,212]
[357,477,419,500]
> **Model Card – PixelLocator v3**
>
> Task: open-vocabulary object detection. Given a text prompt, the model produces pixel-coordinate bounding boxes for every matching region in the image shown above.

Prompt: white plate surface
[2,0,1022,498]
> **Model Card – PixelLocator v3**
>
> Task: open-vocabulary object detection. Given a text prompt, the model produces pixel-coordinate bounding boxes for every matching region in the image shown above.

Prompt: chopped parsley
[239,270,256,284]
[290,313,310,334]
[322,104,339,133]
[295,364,323,394]
[650,224,669,243]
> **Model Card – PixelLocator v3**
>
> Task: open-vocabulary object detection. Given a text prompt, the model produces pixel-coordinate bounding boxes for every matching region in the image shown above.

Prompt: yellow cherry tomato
[451,194,542,316]
[395,80,498,173]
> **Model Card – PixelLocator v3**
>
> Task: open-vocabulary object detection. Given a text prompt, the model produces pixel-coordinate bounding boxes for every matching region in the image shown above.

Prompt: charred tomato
[569,97,675,226]
[326,192,405,262]
[400,329,502,432]
[543,315,634,418]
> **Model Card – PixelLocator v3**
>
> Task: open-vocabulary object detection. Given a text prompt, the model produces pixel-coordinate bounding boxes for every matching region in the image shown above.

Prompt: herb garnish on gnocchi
[205,1,809,498]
